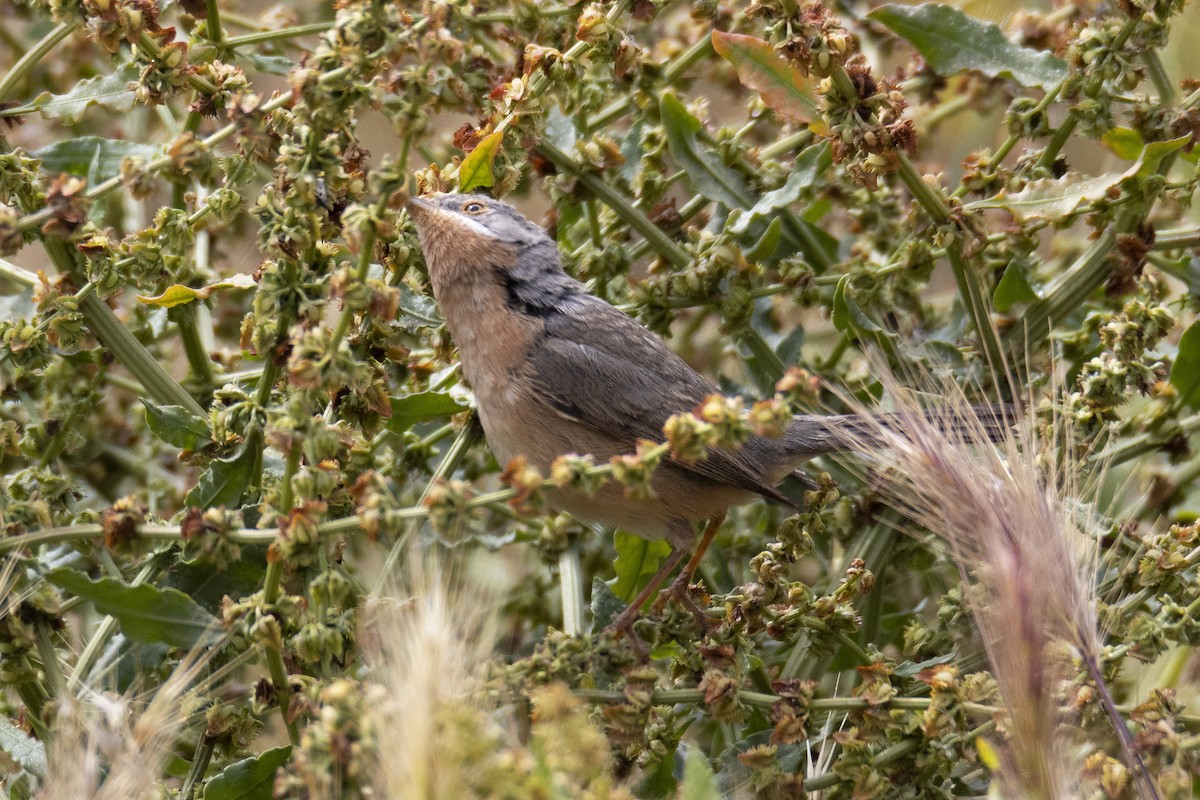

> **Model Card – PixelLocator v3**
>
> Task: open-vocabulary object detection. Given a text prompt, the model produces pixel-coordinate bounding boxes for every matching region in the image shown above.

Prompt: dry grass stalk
[359,553,499,800]
[37,649,209,800]
[834,371,1129,800]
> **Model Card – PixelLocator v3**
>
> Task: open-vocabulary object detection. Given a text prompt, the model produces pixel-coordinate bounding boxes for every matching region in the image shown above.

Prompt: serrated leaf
[969,171,1125,220]
[711,31,824,130]
[660,92,752,210]
[680,749,721,800]
[33,136,158,182]
[47,568,218,648]
[29,63,140,124]
[203,746,292,800]
[972,135,1189,221]
[608,531,671,602]
[387,391,469,434]
[869,4,1067,89]
[137,274,256,308]
[0,717,45,779]
[992,260,1039,312]
[1170,321,1200,410]
[457,131,504,192]
[185,443,258,509]
[141,400,212,450]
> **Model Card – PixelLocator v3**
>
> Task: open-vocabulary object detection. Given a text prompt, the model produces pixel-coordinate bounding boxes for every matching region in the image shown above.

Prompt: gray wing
[529,296,793,504]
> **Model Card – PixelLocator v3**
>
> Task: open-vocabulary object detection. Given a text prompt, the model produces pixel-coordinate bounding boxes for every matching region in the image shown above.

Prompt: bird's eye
[461,201,486,215]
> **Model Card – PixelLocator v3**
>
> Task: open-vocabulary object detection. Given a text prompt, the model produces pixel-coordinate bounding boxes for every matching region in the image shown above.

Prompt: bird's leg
[605,545,690,648]
[655,514,725,629]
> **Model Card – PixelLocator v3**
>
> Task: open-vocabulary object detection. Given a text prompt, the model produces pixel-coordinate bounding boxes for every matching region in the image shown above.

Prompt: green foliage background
[0,0,1199,797]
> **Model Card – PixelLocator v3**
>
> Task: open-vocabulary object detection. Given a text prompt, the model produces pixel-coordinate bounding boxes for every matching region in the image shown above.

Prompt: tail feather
[783,403,1017,459]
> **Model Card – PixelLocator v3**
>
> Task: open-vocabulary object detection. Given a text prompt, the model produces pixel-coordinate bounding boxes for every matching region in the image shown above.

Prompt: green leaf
[660,92,752,210]
[728,143,832,235]
[968,171,1126,221]
[29,62,140,124]
[239,53,295,76]
[141,400,212,451]
[739,327,786,393]
[743,217,782,261]
[680,749,721,800]
[185,443,258,509]
[1136,135,1191,176]
[869,4,1067,89]
[992,260,1039,312]
[589,576,626,631]
[33,136,159,182]
[711,31,824,130]
[457,131,504,192]
[137,274,256,308]
[608,531,671,603]
[203,746,292,800]
[46,568,219,648]
[387,391,469,434]
[0,717,45,780]
[832,275,885,334]
[1102,127,1144,160]
[1170,321,1200,410]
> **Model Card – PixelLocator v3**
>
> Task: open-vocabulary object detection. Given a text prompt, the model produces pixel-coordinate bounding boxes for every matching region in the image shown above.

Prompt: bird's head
[406,193,548,279]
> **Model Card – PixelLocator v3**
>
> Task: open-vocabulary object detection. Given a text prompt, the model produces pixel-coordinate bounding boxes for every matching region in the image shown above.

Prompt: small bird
[406,192,1003,633]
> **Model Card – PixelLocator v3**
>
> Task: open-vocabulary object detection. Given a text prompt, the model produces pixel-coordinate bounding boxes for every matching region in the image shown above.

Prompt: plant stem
[261,445,302,746]
[828,68,1005,371]
[1142,50,1175,104]
[16,92,293,233]
[0,21,75,102]
[203,0,225,46]
[223,22,333,48]
[559,541,585,635]
[180,737,215,800]
[536,140,691,269]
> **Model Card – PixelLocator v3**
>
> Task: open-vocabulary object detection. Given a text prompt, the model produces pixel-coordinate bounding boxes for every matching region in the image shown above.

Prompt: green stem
[16,93,293,232]
[0,21,75,102]
[758,129,814,161]
[170,303,217,393]
[137,32,218,95]
[180,737,215,800]
[223,21,333,48]
[536,140,691,269]
[1142,50,1175,104]
[261,444,303,746]
[559,541,585,636]
[584,33,714,133]
[203,0,225,46]
[829,67,1004,370]
[34,622,64,700]
[1036,112,1077,170]
[76,292,205,416]
[1153,226,1200,250]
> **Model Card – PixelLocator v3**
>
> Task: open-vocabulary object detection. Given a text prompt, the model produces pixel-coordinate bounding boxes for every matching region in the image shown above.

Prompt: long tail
[783,403,1017,459]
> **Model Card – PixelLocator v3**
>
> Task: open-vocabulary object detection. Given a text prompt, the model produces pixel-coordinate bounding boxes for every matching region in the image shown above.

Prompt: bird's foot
[653,575,718,632]
[605,607,650,658]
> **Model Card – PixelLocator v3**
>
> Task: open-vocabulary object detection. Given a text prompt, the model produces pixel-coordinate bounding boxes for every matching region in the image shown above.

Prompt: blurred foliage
[0,0,1199,797]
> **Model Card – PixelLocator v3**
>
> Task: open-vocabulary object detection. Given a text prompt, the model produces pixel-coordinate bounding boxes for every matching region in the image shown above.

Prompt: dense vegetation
[0,0,1199,797]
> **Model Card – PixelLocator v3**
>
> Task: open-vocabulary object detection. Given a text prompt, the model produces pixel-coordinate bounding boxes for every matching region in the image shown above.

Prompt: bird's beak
[404,194,436,216]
